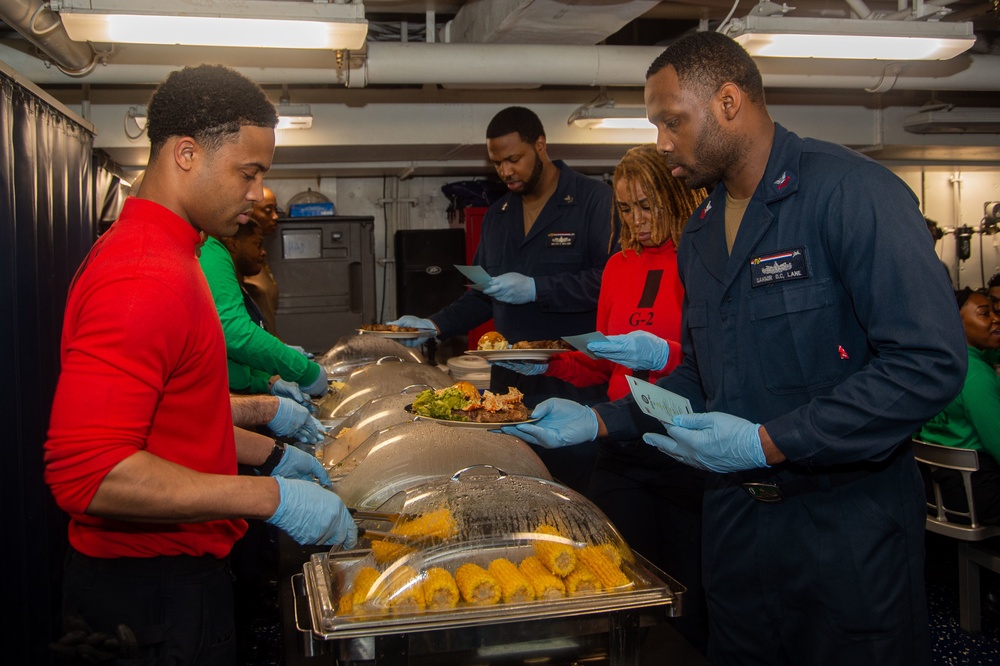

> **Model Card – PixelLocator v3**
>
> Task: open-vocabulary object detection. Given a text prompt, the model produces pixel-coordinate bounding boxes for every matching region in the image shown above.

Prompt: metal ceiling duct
[0,0,96,76]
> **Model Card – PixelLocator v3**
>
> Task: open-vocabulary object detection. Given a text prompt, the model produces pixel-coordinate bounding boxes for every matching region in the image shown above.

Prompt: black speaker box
[394,228,467,317]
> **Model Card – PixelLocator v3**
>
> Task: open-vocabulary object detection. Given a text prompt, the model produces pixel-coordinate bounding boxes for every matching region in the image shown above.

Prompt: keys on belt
[741,482,784,503]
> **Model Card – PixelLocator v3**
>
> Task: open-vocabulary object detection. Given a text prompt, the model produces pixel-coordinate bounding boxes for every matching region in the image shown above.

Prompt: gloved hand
[492,360,548,376]
[643,412,768,473]
[483,272,536,304]
[386,316,438,348]
[272,441,332,485]
[300,363,329,398]
[500,398,598,448]
[266,477,358,548]
[268,398,319,442]
[290,416,326,446]
[286,343,314,359]
[270,378,315,411]
[587,330,671,371]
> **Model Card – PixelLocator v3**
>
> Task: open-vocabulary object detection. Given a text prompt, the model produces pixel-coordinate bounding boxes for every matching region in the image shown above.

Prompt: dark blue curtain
[0,72,94,664]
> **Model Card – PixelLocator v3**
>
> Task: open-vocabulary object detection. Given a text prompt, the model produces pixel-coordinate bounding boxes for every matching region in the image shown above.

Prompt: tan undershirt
[725,192,752,254]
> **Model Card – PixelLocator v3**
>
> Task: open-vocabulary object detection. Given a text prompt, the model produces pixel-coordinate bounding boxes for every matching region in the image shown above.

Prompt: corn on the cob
[337,566,381,614]
[487,558,535,603]
[386,565,426,613]
[394,508,458,539]
[564,563,602,596]
[422,567,459,610]
[518,556,565,600]
[455,563,501,605]
[577,545,631,589]
[532,524,576,577]
[370,539,413,564]
[598,542,624,567]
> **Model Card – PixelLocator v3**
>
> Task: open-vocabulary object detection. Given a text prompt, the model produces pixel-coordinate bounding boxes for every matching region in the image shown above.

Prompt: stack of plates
[446,354,491,390]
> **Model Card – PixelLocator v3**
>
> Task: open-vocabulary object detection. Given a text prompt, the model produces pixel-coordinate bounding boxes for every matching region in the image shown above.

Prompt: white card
[626,375,693,424]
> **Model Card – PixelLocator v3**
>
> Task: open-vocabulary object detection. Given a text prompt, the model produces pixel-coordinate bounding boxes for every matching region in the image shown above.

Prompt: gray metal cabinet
[264,215,375,354]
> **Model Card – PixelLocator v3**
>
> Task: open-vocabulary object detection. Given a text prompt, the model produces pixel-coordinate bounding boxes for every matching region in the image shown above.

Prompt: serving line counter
[272,335,703,665]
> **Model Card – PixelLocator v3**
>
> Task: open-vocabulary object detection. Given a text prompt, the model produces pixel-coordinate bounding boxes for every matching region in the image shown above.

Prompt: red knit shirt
[45,198,246,559]
[547,241,683,401]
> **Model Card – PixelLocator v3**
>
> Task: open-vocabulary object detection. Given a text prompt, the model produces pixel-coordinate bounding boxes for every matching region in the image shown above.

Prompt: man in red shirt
[44,64,355,664]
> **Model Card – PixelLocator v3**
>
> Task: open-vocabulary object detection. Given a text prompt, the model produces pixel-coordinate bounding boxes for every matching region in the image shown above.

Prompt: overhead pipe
[0,39,998,92]
[0,0,97,76]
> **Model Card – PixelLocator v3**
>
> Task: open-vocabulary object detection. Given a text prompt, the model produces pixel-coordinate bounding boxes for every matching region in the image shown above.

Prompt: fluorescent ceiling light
[123,103,314,133]
[723,15,974,60]
[568,104,653,130]
[903,107,1000,134]
[276,104,313,130]
[55,0,368,50]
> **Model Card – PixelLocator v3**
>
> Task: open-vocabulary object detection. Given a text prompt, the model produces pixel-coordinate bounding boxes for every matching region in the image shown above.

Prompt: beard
[677,110,746,192]
[519,153,545,196]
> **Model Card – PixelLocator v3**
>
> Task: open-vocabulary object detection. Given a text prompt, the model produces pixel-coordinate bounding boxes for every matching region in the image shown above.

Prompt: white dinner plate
[404,404,537,430]
[464,348,564,363]
[357,328,434,339]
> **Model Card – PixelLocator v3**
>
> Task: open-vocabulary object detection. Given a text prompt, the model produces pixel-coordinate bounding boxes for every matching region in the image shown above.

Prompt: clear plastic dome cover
[316,361,451,419]
[332,467,660,619]
[329,424,551,508]
[318,334,426,381]
[320,393,417,472]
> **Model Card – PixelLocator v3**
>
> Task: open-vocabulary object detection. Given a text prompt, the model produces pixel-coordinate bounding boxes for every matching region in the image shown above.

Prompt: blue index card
[455,265,492,291]
[626,375,693,424]
[561,331,609,360]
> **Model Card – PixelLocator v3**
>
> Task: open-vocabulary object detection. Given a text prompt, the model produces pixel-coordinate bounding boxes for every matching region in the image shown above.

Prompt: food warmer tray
[292,466,685,666]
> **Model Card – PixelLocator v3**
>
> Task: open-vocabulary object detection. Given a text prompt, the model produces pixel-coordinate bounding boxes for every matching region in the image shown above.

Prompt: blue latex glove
[290,416,326,446]
[483,272,536,304]
[386,316,438,348]
[267,398,318,441]
[492,360,548,376]
[500,398,597,448]
[270,378,315,412]
[272,442,332,486]
[286,344,314,359]
[300,364,329,398]
[587,330,671,371]
[266,477,357,548]
[643,412,768,473]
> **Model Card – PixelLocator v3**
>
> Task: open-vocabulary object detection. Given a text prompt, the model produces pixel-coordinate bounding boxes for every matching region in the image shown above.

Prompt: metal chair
[913,438,1000,632]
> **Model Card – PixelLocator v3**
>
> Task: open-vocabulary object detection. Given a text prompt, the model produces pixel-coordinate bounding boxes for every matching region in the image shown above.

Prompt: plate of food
[464,331,571,362]
[405,381,537,430]
[357,324,435,339]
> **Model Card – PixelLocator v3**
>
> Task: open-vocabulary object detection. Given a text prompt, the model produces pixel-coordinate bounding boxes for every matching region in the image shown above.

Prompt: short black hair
[955,287,982,308]
[233,220,262,240]
[646,31,765,105]
[146,64,277,160]
[989,272,1000,289]
[486,106,545,143]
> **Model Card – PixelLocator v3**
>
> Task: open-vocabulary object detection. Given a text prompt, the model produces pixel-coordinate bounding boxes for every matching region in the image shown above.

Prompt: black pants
[61,548,235,665]
[587,439,709,654]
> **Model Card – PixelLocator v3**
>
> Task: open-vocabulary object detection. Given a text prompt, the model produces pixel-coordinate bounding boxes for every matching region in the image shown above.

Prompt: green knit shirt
[198,236,320,393]
[919,345,1000,464]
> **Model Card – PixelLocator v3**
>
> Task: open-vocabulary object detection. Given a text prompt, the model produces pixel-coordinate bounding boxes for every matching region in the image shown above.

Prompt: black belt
[725,445,908,503]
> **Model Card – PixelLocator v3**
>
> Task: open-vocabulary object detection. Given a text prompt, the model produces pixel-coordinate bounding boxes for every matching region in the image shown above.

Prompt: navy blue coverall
[595,124,967,665]
[432,160,616,493]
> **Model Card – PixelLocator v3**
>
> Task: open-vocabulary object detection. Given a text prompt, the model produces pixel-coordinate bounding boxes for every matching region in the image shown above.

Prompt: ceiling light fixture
[53,0,369,50]
[276,103,313,130]
[568,102,652,130]
[903,105,1000,134]
[722,13,975,61]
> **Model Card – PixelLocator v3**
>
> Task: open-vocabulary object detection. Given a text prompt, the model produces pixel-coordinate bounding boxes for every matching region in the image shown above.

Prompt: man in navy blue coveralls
[503,33,966,665]
[390,106,616,495]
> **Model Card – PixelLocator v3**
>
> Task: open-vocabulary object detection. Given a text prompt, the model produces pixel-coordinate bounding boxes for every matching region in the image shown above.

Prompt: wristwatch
[256,440,286,476]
